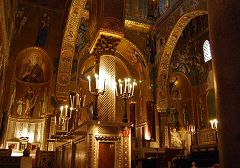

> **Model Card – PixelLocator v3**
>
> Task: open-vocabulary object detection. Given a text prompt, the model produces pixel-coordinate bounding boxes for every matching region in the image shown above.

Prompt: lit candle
[192,125,195,133]
[118,79,121,94]
[211,119,218,130]
[76,93,80,107]
[60,106,63,116]
[79,97,81,109]
[83,95,86,107]
[131,82,136,97]
[128,84,132,96]
[72,96,75,107]
[69,95,73,107]
[60,106,63,123]
[120,83,123,95]
[87,76,91,92]
[210,120,214,129]
[127,78,131,94]
[95,74,99,90]
[65,105,68,117]
[69,107,73,118]
[124,78,127,93]
[115,82,118,96]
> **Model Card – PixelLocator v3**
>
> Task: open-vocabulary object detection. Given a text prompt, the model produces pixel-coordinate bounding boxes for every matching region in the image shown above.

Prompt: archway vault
[156,10,208,111]
[116,37,149,80]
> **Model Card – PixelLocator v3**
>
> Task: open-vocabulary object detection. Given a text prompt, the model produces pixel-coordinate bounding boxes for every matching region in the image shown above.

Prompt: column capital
[92,35,121,57]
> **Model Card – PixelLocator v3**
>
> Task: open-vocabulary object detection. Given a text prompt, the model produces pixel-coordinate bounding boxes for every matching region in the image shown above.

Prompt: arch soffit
[158,10,207,73]
[169,71,193,99]
[116,38,149,80]
[156,10,208,110]
[170,71,192,89]
[115,52,135,77]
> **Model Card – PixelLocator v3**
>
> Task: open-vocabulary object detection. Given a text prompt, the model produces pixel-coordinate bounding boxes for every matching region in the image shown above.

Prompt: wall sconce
[69,90,86,128]
[187,124,196,134]
[187,124,196,146]
[144,131,151,141]
[87,74,106,120]
[210,119,218,131]
[115,78,137,123]
[87,74,106,94]
[142,126,150,148]
[58,105,71,131]
[210,119,218,143]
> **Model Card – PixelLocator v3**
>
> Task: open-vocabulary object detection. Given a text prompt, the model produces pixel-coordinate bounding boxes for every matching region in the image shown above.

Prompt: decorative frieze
[95,135,121,141]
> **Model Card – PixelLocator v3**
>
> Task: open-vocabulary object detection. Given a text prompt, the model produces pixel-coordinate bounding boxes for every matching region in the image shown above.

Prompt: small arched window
[203,40,212,62]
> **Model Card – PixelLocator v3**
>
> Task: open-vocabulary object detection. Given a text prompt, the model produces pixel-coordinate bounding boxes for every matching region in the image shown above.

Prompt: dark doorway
[99,142,115,168]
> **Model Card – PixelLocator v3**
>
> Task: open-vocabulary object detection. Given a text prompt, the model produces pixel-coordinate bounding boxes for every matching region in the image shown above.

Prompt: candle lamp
[116,78,137,123]
[210,119,218,143]
[87,74,106,120]
[58,105,69,131]
[58,90,86,131]
[69,90,86,128]
[187,124,196,146]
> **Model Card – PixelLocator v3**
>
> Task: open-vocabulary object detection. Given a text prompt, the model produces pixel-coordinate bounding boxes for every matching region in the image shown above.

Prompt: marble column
[207,0,240,167]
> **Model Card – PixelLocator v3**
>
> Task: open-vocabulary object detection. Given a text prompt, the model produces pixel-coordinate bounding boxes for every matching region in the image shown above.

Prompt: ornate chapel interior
[0,0,239,168]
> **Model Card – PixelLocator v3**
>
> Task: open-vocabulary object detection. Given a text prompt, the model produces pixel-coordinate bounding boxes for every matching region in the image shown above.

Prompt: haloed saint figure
[21,54,43,83]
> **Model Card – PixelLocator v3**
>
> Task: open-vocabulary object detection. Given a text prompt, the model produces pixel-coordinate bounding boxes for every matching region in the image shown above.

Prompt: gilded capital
[92,35,121,56]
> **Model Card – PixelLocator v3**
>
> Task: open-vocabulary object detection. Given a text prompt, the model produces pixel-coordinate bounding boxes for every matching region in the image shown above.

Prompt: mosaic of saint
[20,53,44,83]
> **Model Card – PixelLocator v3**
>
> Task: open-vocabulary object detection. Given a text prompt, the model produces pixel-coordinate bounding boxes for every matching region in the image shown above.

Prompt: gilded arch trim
[118,38,149,80]
[156,10,208,111]
[56,0,87,100]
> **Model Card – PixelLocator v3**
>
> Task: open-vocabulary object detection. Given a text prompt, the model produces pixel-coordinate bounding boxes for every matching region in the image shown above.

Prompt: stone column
[207,0,240,167]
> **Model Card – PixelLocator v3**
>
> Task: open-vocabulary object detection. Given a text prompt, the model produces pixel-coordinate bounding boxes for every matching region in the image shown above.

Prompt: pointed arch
[203,40,212,62]
[117,37,149,81]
